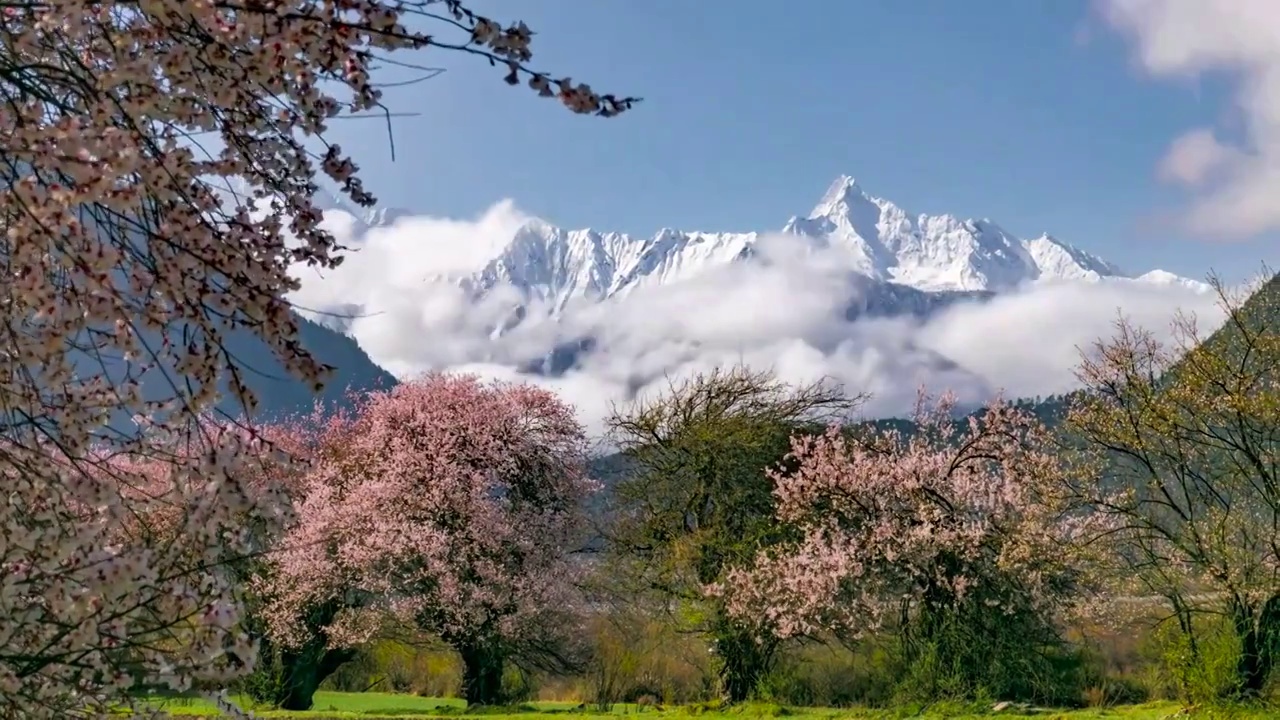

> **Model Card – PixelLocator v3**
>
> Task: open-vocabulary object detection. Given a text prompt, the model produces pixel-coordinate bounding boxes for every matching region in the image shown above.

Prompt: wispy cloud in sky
[1102,0,1280,238]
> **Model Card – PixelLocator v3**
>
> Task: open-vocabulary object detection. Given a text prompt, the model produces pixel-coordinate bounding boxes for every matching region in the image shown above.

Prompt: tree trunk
[1234,595,1280,698]
[719,637,765,704]
[711,609,776,703]
[274,640,357,711]
[458,642,507,707]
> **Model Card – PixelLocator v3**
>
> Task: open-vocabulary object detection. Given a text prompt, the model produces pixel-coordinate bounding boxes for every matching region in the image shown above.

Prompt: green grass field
[144,692,1271,719]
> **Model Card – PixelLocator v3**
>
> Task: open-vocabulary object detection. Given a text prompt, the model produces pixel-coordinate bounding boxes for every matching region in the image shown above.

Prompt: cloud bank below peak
[288,182,1228,435]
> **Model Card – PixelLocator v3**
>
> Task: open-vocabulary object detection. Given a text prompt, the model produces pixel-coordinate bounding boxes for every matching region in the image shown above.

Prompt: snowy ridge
[461,221,762,314]
[459,174,1205,308]
[783,175,1130,292]
[325,173,1209,313]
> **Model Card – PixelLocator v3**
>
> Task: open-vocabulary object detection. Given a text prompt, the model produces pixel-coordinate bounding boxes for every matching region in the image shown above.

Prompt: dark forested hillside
[219,314,400,420]
[91,314,400,434]
[1177,273,1280,374]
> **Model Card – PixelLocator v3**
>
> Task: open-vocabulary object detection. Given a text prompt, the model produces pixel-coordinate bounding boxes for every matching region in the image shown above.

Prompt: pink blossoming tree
[721,394,1092,702]
[255,374,597,710]
[0,0,633,715]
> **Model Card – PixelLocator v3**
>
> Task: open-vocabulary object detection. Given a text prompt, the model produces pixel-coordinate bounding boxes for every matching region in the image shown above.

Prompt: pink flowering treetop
[256,374,597,709]
[720,393,1094,702]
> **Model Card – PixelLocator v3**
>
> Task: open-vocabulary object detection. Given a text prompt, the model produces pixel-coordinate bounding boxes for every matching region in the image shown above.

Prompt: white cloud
[290,200,535,376]
[289,203,1228,437]
[1157,129,1243,186]
[915,278,1221,398]
[1100,0,1280,238]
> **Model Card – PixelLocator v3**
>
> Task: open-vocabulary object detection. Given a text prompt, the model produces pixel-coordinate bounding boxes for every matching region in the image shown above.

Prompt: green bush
[1143,615,1245,703]
[264,602,1266,709]
[879,601,1088,707]
[754,642,896,708]
[322,640,463,698]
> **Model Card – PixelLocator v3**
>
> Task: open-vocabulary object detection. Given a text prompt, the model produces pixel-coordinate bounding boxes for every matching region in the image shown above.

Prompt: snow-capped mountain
[300,173,1207,344]
[781,175,1128,292]
[280,174,1224,406]
[435,174,1204,316]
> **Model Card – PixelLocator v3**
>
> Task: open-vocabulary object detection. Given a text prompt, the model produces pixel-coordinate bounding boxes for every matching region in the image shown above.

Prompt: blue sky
[325,0,1271,283]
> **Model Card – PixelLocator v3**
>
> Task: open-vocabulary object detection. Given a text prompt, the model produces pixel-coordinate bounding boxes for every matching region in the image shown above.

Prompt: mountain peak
[829,173,860,192]
[811,174,872,218]
[517,216,558,236]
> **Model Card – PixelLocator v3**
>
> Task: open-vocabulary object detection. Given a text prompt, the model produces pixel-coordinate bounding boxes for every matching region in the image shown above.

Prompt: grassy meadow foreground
[148,692,1250,720]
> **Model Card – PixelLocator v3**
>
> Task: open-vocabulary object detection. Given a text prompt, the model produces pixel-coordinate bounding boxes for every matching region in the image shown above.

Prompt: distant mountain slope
[216,313,400,420]
[166,180,402,419]
[1008,275,1273,432]
[1183,273,1279,366]
[941,277,1273,438]
[86,313,399,434]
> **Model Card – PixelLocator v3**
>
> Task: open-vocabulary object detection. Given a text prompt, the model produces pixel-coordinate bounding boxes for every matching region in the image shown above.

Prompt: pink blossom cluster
[0,423,293,717]
[719,393,1089,641]
[255,374,597,655]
